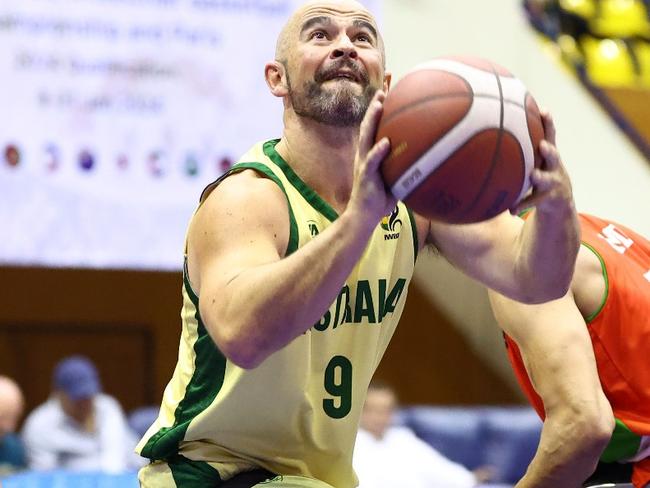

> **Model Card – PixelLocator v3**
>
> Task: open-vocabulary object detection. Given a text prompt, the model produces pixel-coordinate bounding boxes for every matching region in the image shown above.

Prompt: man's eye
[356,34,370,43]
[311,31,327,40]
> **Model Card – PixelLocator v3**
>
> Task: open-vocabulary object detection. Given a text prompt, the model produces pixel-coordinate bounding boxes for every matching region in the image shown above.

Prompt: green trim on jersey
[517,208,533,219]
[261,139,419,261]
[517,210,610,323]
[263,139,339,222]
[581,242,609,323]
[406,207,419,263]
[140,262,228,462]
[600,418,642,462]
[141,159,302,464]
[182,258,199,303]
[168,454,222,487]
[228,162,300,256]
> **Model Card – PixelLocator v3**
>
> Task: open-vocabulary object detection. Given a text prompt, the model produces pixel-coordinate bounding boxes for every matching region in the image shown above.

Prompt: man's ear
[383,72,392,93]
[265,61,289,97]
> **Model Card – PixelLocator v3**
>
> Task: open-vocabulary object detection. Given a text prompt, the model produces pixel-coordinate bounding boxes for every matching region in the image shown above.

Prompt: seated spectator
[21,355,137,473]
[353,380,492,488]
[0,375,26,474]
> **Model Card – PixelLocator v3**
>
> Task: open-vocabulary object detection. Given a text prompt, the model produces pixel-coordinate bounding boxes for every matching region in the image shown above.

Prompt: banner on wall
[0,0,381,270]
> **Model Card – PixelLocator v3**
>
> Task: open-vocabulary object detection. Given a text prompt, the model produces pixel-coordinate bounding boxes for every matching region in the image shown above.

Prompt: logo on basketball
[381,207,402,240]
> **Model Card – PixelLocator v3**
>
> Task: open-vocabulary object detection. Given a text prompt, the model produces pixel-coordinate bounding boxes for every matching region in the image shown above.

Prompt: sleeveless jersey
[505,213,650,465]
[136,139,419,488]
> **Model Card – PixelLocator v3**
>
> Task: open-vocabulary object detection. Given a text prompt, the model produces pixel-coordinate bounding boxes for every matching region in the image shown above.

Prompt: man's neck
[275,112,360,214]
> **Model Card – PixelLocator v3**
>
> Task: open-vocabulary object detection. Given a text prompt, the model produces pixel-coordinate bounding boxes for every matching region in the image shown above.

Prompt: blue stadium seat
[401,406,486,471]
[400,406,542,484]
[127,405,160,439]
[480,407,543,483]
[1,470,139,488]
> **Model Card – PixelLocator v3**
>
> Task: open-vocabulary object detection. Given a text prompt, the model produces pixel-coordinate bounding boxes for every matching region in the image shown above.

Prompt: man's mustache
[314,59,369,85]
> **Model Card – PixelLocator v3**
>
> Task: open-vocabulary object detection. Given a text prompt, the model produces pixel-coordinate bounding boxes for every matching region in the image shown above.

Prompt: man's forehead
[292,1,377,31]
[276,0,383,62]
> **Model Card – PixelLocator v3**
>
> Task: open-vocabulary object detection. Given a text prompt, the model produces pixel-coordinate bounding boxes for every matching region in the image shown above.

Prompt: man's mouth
[324,71,363,84]
[317,63,367,85]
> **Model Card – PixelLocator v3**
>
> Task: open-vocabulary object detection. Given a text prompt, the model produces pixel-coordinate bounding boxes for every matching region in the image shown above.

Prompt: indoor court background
[1,0,649,485]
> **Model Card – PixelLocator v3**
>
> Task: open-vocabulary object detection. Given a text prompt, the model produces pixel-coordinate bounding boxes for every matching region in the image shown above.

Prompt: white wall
[380,0,650,392]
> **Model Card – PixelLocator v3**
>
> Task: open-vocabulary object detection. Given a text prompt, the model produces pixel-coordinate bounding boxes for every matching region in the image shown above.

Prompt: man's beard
[287,59,378,127]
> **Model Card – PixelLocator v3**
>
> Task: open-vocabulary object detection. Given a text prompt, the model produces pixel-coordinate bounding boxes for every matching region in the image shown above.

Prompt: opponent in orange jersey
[491,212,650,488]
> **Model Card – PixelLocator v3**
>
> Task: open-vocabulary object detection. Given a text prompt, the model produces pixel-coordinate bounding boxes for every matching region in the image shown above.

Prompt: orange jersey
[504,213,650,484]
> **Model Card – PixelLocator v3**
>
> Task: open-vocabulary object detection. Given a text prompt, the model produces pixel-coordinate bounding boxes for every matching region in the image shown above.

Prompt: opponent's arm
[427,112,580,303]
[488,290,614,488]
[188,92,395,369]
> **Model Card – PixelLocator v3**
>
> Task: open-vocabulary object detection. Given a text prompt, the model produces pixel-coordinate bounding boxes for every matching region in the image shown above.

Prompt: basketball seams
[410,59,516,78]
[381,56,541,222]
[390,96,504,200]
[384,62,526,131]
[380,92,472,129]
[382,94,526,134]
[478,95,525,109]
[455,68,507,220]
[507,95,537,203]
[389,62,505,200]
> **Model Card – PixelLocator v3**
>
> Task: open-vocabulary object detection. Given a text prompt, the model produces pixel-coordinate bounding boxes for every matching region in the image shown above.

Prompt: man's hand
[348,90,396,227]
[511,111,574,216]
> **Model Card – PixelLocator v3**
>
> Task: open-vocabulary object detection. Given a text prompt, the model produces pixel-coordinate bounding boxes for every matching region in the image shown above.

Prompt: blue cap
[53,356,101,400]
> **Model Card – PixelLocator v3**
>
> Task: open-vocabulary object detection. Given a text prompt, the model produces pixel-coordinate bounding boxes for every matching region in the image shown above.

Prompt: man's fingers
[358,91,385,156]
[365,137,390,173]
[511,191,548,215]
[539,140,560,171]
[529,167,556,191]
[540,109,556,146]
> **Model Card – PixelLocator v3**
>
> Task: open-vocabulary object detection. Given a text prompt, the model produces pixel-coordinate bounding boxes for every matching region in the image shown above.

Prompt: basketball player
[490,212,650,488]
[136,1,580,486]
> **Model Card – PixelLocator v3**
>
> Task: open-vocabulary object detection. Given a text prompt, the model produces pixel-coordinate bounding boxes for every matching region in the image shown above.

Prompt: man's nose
[331,35,358,59]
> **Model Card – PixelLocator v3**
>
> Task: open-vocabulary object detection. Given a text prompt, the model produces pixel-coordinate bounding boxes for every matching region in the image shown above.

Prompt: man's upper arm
[186,170,290,340]
[488,290,602,413]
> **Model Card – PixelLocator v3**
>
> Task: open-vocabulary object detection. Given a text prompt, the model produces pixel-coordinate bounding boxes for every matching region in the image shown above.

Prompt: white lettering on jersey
[598,224,634,254]
[644,270,650,282]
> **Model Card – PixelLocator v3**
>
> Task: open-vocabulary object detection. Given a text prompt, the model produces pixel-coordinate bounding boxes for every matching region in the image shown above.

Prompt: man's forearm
[207,209,377,368]
[517,414,611,488]
[517,206,580,303]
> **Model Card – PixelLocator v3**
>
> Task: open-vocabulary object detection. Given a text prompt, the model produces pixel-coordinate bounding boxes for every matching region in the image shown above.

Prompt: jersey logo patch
[381,206,402,240]
[308,220,319,236]
[598,224,634,254]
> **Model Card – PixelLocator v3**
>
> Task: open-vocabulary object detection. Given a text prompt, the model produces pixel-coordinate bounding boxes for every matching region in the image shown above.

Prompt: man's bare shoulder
[203,168,286,207]
[191,167,290,239]
[187,168,291,294]
[196,169,290,229]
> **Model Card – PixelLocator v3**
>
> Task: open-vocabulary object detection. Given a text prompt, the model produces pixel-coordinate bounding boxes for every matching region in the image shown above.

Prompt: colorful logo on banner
[4,144,20,168]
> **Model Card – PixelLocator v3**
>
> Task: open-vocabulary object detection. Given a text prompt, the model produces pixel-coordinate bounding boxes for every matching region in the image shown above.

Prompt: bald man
[0,376,26,474]
[136,1,579,486]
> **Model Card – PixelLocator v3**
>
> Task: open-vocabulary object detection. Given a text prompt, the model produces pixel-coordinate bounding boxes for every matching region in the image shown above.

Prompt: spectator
[21,355,136,473]
[0,375,26,474]
[353,380,493,488]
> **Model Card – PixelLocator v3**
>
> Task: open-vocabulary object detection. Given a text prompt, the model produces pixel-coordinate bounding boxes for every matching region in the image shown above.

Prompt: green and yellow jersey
[137,139,419,488]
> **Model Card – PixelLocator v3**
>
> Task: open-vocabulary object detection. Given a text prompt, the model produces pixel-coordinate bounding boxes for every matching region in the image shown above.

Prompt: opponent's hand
[348,90,396,228]
[511,110,575,216]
